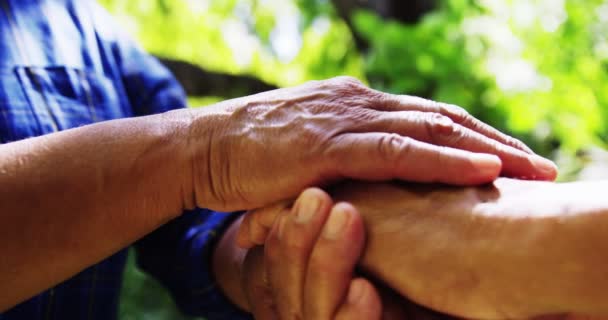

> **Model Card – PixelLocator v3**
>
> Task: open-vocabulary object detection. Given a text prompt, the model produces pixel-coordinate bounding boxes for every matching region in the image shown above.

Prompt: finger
[378,94,535,154]
[237,200,290,249]
[236,212,253,248]
[335,278,382,320]
[303,202,367,319]
[242,247,279,320]
[356,111,557,180]
[324,132,503,185]
[248,213,271,247]
[264,188,334,319]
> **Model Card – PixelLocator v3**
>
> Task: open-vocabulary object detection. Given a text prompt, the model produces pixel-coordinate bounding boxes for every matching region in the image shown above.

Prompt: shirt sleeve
[134,210,252,320]
[92,0,187,115]
[111,34,188,115]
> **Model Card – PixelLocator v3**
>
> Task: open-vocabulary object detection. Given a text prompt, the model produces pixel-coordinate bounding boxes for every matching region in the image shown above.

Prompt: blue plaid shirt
[0,0,251,319]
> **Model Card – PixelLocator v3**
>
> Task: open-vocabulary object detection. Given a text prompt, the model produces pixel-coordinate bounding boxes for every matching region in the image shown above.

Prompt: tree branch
[330,0,437,51]
[157,57,278,98]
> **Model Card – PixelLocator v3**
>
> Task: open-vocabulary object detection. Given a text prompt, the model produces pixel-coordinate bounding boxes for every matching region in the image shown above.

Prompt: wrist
[177,104,232,210]
[157,109,199,212]
[125,110,196,223]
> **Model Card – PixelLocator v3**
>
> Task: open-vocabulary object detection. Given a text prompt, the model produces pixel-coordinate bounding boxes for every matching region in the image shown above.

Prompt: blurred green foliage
[97,0,608,318]
[354,0,608,155]
[99,0,364,86]
[119,251,200,320]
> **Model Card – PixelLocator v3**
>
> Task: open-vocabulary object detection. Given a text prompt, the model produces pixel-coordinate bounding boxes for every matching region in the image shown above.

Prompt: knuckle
[333,75,364,86]
[261,205,288,228]
[316,77,376,112]
[509,136,529,150]
[424,113,456,143]
[378,133,409,162]
[445,123,468,146]
[330,76,369,95]
[250,210,265,230]
[371,90,397,109]
[441,103,471,123]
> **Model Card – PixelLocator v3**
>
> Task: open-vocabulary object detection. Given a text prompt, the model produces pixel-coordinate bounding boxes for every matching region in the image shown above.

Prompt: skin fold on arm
[327,178,608,319]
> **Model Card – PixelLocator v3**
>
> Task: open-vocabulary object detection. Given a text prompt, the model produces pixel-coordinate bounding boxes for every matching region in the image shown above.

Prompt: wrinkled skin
[185,76,556,212]
[239,179,608,319]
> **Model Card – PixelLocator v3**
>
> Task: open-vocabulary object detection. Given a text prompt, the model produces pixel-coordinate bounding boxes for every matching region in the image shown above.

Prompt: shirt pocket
[0,68,40,143]
[0,66,127,143]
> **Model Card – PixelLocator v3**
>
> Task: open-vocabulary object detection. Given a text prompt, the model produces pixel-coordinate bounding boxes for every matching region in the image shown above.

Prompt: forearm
[0,110,193,310]
[329,179,608,319]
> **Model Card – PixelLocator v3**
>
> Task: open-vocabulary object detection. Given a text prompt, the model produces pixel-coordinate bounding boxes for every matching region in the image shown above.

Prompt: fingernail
[347,280,365,304]
[294,189,320,224]
[532,155,558,179]
[322,204,350,239]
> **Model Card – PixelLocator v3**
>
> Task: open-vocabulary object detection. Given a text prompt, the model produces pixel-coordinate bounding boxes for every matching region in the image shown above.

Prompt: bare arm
[0,111,192,311]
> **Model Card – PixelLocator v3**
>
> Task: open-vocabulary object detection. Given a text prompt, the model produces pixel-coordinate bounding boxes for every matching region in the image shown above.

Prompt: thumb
[237,202,288,249]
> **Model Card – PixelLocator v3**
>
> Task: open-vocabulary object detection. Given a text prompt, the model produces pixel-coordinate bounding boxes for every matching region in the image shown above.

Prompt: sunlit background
[97,0,608,319]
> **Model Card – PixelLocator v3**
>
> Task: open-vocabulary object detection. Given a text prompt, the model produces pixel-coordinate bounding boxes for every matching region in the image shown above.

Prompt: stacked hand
[236,180,608,320]
[236,188,454,319]
[185,77,556,212]
[200,77,561,319]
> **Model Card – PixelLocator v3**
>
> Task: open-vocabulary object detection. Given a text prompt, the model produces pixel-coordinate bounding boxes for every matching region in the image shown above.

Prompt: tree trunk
[331,0,437,50]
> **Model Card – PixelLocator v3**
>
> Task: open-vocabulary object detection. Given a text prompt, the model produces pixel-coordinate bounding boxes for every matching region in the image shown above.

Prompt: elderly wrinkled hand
[183,76,556,212]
